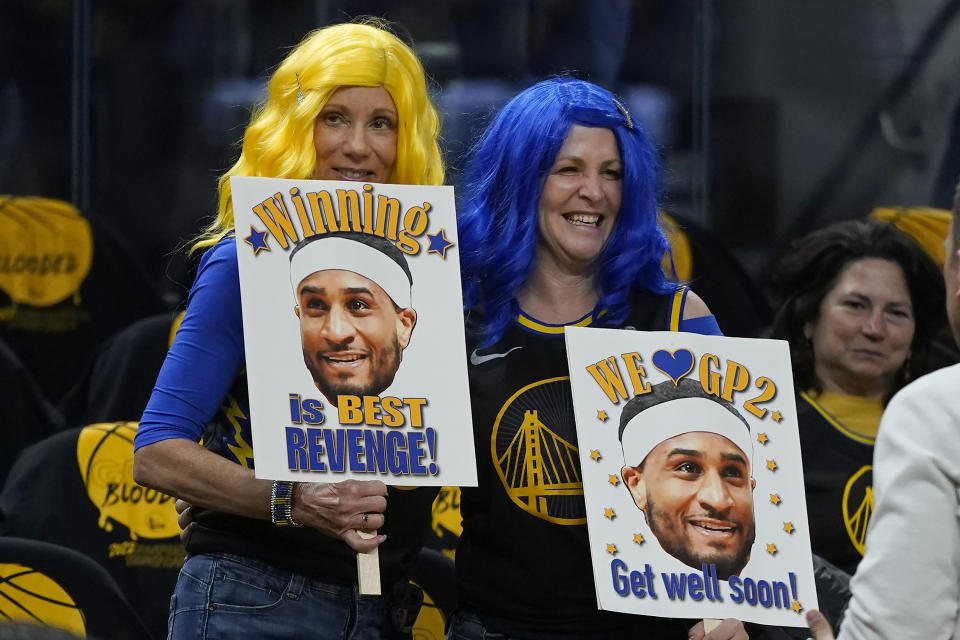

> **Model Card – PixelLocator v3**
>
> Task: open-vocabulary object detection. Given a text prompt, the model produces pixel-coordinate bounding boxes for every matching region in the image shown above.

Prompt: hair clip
[613,98,633,130]
[295,73,305,105]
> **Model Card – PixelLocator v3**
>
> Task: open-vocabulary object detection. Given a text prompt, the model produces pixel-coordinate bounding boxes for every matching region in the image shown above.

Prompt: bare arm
[681,290,712,320]
[134,438,387,552]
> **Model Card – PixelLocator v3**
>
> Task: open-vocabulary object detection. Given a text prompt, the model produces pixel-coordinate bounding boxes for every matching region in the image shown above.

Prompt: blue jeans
[169,553,396,639]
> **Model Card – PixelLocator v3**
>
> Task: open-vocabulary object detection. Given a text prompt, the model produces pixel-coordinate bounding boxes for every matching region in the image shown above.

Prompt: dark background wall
[2,0,959,399]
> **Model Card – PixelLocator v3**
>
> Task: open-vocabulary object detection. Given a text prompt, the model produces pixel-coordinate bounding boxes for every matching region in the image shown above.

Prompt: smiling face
[804,258,915,398]
[535,125,623,273]
[312,85,398,183]
[295,269,416,402]
[622,431,756,580]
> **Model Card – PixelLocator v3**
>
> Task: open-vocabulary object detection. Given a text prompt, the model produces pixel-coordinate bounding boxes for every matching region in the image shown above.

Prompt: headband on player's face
[290,237,412,308]
[620,397,752,469]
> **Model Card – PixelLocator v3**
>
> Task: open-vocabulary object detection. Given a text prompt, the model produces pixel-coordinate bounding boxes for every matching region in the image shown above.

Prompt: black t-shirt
[797,394,872,576]
[457,288,691,639]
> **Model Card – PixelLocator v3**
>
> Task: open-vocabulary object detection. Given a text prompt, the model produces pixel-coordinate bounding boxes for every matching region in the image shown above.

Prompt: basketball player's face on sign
[295,269,416,401]
[622,431,756,579]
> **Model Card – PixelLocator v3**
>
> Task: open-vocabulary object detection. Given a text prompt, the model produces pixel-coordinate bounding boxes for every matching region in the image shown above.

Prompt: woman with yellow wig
[133,21,443,639]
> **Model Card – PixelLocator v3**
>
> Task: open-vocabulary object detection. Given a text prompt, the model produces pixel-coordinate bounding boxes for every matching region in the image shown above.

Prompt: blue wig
[458,78,672,346]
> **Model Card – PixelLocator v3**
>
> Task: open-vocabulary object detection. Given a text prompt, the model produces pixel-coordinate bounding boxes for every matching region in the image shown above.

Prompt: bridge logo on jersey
[76,422,179,540]
[492,377,585,525]
[842,464,873,556]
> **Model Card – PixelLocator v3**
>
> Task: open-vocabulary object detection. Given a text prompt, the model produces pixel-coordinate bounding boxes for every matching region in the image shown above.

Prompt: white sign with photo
[566,327,817,627]
[231,176,476,487]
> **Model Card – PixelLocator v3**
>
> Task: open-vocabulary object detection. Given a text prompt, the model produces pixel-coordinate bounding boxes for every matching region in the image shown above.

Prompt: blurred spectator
[771,219,944,574]
[805,181,960,640]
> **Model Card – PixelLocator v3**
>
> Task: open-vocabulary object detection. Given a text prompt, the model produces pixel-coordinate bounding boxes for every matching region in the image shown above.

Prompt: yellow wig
[194,20,444,252]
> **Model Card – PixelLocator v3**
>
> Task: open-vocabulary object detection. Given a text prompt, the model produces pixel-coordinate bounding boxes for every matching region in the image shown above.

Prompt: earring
[295,73,305,105]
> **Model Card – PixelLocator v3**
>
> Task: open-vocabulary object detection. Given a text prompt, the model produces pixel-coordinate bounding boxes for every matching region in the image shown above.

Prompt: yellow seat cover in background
[0,196,93,307]
[77,422,180,540]
[0,563,86,635]
[869,206,951,268]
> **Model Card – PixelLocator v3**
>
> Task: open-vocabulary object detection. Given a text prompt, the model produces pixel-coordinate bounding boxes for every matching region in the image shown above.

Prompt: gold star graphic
[766,543,778,555]
[770,493,782,505]
[606,543,618,555]
[757,433,769,445]
[597,409,609,422]
[766,459,778,471]
[590,449,601,462]
[604,508,616,520]
[772,410,783,422]
[783,522,795,534]
[791,601,803,614]
[608,474,620,486]
[633,533,645,545]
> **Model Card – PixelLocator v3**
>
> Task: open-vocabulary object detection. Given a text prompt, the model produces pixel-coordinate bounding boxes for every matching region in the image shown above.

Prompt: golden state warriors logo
[0,196,93,307]
[76,422,179,539]
[412,590,445,640]
[842,465,873,556]
[0,563,85,635]
[492,377,585,525]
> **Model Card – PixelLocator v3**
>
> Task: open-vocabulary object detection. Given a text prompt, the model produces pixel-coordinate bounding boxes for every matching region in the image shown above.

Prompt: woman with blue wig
[451,78,743,640]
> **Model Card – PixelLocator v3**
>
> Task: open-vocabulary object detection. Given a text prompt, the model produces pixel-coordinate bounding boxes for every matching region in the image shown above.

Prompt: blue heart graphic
[651,348,695,385]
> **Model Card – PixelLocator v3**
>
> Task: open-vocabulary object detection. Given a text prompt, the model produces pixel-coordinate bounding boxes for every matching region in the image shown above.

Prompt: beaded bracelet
[270,480,301,527]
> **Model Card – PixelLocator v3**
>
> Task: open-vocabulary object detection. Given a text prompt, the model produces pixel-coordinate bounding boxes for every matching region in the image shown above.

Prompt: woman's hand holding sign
[804,610,835,640]
[292,479,388,552]
[171,475,389,553]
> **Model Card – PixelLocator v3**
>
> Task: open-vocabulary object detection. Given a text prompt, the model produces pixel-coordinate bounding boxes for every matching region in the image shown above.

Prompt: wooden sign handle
[703,618,722,634]
[357,530,381,595]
